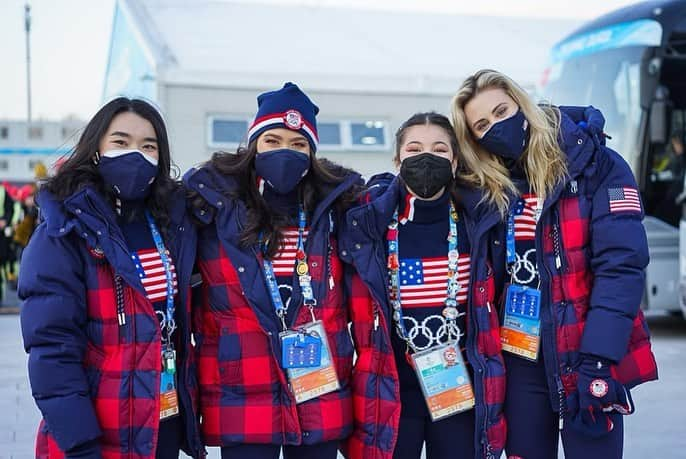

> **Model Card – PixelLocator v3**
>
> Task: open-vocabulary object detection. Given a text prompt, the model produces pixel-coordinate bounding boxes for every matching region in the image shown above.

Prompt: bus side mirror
[650,100,668,144]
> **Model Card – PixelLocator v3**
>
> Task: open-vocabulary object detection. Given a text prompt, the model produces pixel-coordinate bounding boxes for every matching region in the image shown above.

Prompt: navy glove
[568,354,634,438]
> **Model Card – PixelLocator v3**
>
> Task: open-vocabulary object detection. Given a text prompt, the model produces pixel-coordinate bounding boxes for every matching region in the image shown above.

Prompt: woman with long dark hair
[184,82,363,459]
[451,69,658,459]
[342,112,506,459]
[20,97,203,459]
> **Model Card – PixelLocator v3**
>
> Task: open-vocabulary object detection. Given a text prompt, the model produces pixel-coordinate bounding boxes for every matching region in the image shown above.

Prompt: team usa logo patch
[283,110,304,130]
[590,378,609,398]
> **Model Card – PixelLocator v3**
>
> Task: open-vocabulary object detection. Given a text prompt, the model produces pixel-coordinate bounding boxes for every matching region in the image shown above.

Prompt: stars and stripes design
[608,187,642,214]
[131,248,178,301]
[514,193,540,241]
[272,227,310,276]
[399,255,471,307]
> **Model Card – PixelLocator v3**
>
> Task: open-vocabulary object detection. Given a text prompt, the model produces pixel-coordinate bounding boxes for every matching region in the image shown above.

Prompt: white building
[104,0,581,177]
[0,119,83,182]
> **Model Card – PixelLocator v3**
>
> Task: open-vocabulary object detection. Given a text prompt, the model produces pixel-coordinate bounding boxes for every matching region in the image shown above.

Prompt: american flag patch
[514,194,540,241]
[272,228,309,276]
[608,187,642,214]
[400,255,471,307]
[132,249,179,301]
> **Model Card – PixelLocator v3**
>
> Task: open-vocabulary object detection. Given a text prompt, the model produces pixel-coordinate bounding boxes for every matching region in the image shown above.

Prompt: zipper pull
[555,255,562,270]
[486,302,492,313]
[329,275,335,290]
[373,311,379,331]
[557,378,565,430]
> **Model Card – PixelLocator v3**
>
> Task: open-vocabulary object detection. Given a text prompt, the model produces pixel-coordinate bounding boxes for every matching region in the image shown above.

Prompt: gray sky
[0,0,639,121]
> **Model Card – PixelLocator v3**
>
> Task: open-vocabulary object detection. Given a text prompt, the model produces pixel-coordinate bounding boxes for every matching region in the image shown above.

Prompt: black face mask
[399,153,453,199]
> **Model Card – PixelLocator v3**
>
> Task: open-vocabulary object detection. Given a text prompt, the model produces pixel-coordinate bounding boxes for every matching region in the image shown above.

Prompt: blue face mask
[98,149,159,200]
[477,109,530,160]
[254,149,310,194]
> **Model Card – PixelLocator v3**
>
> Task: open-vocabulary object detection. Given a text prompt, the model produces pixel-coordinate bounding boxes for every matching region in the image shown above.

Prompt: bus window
[650,110,686,226]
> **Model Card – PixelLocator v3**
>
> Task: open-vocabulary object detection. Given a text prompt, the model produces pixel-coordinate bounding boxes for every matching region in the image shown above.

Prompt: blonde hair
[451,69,568,215]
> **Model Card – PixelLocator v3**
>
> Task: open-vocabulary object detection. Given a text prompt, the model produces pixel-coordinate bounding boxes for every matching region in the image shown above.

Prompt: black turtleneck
[391,186,471,414]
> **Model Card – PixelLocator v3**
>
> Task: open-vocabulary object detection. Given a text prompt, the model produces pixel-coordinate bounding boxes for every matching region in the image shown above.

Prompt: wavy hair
[451,69,568,215]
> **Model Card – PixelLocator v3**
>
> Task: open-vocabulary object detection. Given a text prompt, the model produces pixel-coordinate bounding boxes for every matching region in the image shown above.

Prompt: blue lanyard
[144,211,176,346]
[387,203,460,350]
[506,210,517,267]
[262,207,316,330]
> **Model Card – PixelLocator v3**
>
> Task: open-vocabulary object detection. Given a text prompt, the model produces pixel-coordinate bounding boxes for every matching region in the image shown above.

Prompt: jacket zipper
[538,207,565,430]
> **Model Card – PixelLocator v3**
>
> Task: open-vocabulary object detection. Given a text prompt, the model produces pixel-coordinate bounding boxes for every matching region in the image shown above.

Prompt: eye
[293,141,308,149]
[113,139,126,146]
[142,144,157,151]
[475,122,489,133]
[496,106,508,117]
[265,138,278,144]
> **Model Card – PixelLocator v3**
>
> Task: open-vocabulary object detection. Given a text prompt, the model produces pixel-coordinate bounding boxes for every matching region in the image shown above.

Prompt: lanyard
[387,203,461,351]
[506,195,542,279]
[144,211,176,348]
[262,207,316,330]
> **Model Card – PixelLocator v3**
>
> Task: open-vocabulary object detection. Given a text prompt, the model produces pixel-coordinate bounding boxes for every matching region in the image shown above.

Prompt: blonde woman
[450,69,658,459]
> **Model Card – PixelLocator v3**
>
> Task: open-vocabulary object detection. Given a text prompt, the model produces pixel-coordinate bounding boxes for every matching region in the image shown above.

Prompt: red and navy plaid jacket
[340,175,506,459]
[183,164,361,447]
[473,107,658,413]
[19,187,203,459]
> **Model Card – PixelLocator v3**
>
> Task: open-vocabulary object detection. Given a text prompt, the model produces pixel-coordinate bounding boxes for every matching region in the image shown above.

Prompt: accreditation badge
[500,284,541,361]
[412,342,475,422]
[159,369,180,420]
[284,320,340,404]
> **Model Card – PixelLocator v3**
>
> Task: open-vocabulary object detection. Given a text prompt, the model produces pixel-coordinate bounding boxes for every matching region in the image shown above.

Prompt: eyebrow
[472,102,509,130]
[109,131,157,143]
[264,133,307,142]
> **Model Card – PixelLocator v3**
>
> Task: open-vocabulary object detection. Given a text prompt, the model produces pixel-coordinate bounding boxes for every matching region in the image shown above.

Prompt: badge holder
[160,348,179,420]
[411,342,475,422]
[281,320,340,404]
[500,282,542,361]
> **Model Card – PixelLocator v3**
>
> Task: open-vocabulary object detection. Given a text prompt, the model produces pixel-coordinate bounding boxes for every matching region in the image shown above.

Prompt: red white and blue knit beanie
[248,82,320,153]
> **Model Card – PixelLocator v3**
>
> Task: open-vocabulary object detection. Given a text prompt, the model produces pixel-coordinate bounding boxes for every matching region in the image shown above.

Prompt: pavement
[0,310,684,459]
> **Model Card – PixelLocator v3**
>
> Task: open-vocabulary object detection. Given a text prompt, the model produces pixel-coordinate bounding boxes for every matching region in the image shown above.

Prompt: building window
[350,121,387,149]
[0,127,8,139]
[28,126,43,140]
[318,122,342,148]
[0,160,8,171]
[208,117,248,148]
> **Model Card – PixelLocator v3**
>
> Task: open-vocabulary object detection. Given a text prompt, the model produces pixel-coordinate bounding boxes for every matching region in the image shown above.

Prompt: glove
[568,354,634,438]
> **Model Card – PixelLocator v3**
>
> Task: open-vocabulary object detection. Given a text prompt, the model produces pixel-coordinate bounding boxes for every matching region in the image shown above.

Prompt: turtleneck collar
[258,176,300,217]
[116,198,147,223]
[398,184,450,224]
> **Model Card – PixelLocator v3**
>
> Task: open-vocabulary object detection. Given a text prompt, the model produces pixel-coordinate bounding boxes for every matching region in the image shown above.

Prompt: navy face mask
[254,149,310,194]
[98,149,159,200]
[477,109,530,160]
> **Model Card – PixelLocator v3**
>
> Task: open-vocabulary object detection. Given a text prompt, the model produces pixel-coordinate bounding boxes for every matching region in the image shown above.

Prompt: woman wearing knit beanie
[185,82,364,459]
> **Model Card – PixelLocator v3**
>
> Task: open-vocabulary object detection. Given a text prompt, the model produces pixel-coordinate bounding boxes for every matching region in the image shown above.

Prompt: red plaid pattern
[33,254,195,459]
[543,194,658,394]
[195,226,354,446]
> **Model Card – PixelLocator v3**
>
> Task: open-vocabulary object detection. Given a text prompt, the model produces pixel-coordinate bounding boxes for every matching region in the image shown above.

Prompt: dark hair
[393,112,459,166]
[190,142,362,258]
[394,111,464,207]
[43,97,179,241]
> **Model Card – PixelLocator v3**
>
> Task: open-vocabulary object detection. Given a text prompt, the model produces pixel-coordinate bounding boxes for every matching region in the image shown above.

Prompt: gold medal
[296,262,309,276]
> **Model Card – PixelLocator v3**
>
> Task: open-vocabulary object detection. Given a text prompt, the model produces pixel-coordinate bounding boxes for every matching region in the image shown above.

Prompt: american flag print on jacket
[184,164,362,447]
[341,175,506,459]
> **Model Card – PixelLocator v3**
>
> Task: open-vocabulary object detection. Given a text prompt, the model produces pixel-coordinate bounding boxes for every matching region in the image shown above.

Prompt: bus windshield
[539,46,645,170]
